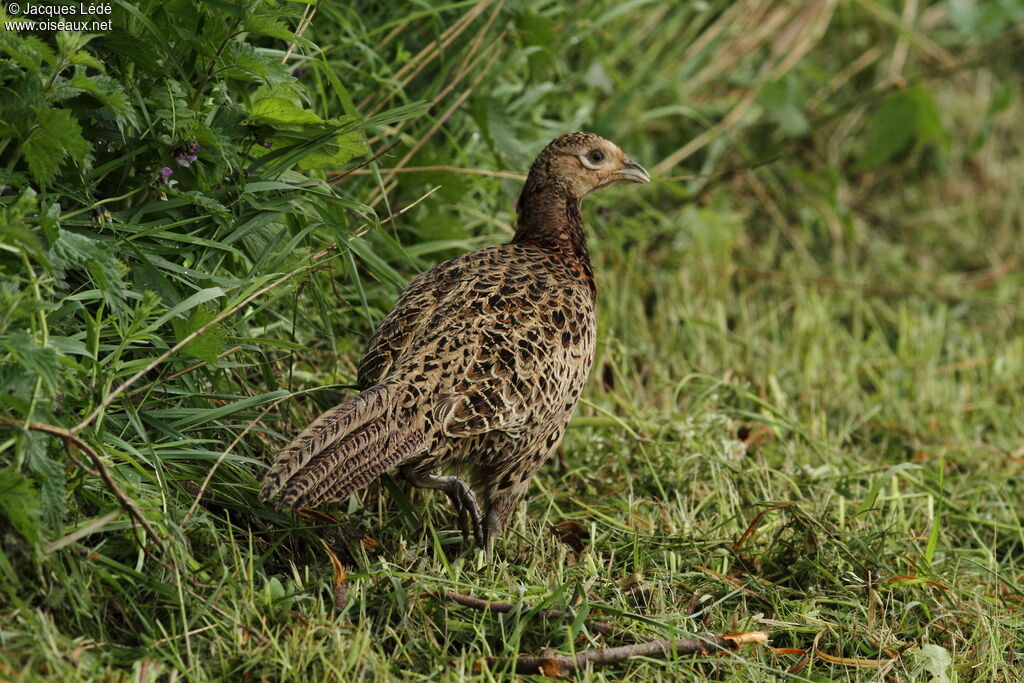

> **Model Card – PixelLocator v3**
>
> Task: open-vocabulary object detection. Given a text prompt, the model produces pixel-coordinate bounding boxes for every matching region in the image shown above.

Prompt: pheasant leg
[401,468,484,547]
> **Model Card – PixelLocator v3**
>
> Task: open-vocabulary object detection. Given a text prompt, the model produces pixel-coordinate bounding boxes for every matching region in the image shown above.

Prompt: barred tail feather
[260,383,394,501]
[300,430,427,508]
[276,415,390,509]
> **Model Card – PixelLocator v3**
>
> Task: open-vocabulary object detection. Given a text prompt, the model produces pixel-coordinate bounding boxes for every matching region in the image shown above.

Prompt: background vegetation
[1,0,1022,679]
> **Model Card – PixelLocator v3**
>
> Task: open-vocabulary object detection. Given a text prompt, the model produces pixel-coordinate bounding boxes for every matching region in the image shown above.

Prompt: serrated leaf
[22,106,90,185]
[55,30,95,59]
[0,32,58,73]
[3,330,63,393]
[151,79,193,137]
[49,229,131,311]
[63,70,135,121]
[176,307,227,364]
[25,433,66,530]
[219,41,288,82]
[68,50,104,70]
[297,125,366,170]
[249,97,323,126]
[0,466,43,544]
[0,215,46,259]
[151,287,225,330]
[244,15,298,42]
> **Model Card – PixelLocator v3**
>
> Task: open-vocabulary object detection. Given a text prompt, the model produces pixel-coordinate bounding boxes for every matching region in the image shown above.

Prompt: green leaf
[0,31,58,73]
[910,643,952,683]
[758,77,808,137]
[296,123,367,170]
[25,433,66,530]
[50,229,131,311]
[2,330,63,394]
[151,287,225,330]
[243,15,298,42]
[249,97,324,127]
[858,86,946,170]
[60,70,136,125]
[150,79,193,138]
[218,41,289,83]
[175,307,227,364]
[0,467,42,544]
[22,106,90,185]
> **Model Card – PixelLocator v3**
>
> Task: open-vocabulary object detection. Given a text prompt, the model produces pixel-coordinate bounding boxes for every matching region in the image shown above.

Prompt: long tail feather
[298,430,427,508]
[260,383,393,501]
[276,414,390,509]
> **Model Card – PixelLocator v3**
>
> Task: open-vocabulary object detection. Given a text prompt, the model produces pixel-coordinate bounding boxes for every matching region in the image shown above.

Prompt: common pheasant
[260,132,649,553]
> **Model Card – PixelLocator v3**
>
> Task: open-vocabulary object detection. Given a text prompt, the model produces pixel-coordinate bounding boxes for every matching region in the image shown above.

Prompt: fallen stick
[19,421,166,552]
[438,591,649,642]
[494,632,769,676]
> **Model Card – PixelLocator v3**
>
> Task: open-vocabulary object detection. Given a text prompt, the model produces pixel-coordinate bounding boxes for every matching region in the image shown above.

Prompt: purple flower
[174,142,200,167]
[156,167,178,199]
[258,140,273,149]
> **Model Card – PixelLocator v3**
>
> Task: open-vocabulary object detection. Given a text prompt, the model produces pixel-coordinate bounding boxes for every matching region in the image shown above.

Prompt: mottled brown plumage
[260,132,649,552]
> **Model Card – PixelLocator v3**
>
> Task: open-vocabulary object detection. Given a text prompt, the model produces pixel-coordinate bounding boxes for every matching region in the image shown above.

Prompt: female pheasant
[260,133,649,553]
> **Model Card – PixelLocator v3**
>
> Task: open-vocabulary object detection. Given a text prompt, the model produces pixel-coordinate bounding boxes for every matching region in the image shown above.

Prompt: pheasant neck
[512,186,595,295]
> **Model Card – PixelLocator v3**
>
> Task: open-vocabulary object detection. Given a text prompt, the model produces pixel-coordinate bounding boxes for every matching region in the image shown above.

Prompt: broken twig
[438,591,648,643]
[489,632,768,676]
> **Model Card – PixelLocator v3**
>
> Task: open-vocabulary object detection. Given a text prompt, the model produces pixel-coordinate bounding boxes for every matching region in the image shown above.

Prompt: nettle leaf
[174,306,227,364]
[151,79,194,137]
[244,14,298,42]
[23,106,90,185]
[59,70,136,125]
[54,30,96,60]
[68,50,104,71]
[0,466,43,544]
[49,229,131,311]
[218,41,289,82]
[25,432,66,530]
[2,330,64,394]
[858,86,947,170]
[0,191,47,260]
[297,122,367,170]
[176,191,232,220]
[0,31,58,74]
[249,96,323,127]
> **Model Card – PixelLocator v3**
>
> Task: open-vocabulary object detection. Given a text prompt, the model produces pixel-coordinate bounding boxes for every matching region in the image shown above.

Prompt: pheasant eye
[580,149,606,169]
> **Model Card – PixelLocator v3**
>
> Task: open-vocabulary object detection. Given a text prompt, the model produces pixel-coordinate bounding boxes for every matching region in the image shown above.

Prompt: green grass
[1,0,1023,680]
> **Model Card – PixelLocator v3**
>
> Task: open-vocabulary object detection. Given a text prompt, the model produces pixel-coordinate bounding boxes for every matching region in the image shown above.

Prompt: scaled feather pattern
[261,132,649,550]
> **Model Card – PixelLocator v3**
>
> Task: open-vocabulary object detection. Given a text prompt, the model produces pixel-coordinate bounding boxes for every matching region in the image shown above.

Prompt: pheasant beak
[613,158,650,184]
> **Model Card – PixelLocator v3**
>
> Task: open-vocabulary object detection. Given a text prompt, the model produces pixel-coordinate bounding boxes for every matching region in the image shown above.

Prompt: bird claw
[443,478,484,548]
[400,469,486,552]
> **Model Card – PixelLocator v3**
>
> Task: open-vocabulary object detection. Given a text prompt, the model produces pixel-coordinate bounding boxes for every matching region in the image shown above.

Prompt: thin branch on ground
[487,632,768,675]
[18,421,167,552]
[437,591,651,643]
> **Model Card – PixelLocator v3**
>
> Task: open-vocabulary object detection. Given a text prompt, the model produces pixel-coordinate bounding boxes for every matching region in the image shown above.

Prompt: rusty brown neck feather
[511,175,595,296]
